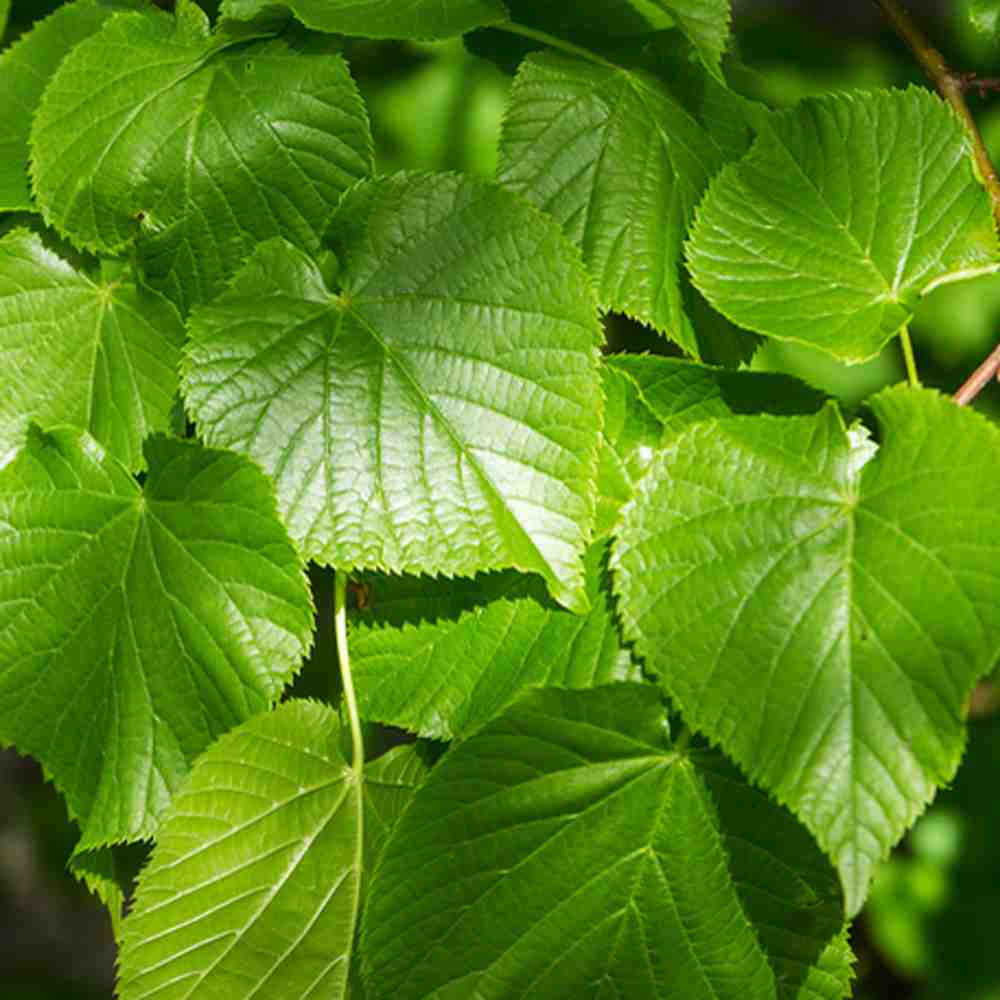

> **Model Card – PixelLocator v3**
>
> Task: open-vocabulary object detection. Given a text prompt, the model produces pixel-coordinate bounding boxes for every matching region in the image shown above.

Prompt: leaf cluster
[1,1,999,997]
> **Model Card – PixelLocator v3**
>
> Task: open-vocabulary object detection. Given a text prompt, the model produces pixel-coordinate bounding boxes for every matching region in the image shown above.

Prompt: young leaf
[686,88,1000,361]
[611,387,1000,915]
[361,684,777,1000]
[970,0,1000,39]
[0,228,184,471]
[30,0,373,309]
[0,0,133,212]
[222,0,509,39]
[498,53,725,358]
[636,0,731,80]
[0,429,314,849]
[118,700,361,1000]
[183,173,603,613]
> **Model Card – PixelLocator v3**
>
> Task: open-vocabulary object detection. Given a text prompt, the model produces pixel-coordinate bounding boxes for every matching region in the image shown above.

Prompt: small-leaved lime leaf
[182,173,603,613]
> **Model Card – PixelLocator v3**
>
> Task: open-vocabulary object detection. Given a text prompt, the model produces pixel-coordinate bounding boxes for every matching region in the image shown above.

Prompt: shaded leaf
[31,0,373,309]
[118,700,360,1000]
[183,173,603,613]
[611,387,1000,914]
[0,228,184,471]
[362,684,777,1000]
[0,0,134,211]
[686,89,1000,361]
[498,52,724,358]
[637,0,731,79]
[222,0,508,39]
[0,429,314,848]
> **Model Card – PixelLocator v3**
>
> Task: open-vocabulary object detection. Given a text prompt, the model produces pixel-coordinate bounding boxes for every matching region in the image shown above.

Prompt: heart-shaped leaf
[611,386,1000,914]
[118,700,362,1000]
[498,53,724,357]
[686,89,1000,361]
[182,173,603,613]
[31,0,373,309]
[0,228,183,471]
[0,429,313,848]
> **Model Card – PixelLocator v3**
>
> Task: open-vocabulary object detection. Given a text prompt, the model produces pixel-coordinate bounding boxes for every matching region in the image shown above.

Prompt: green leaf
[498,53,724,358]
[31,0,373,309]
[222,0,509,39]
[0,0,9,37]
[352,542,640,740]
[611,387,1000,915]
[118,699,361,1000]
[0,0,134,212]
[0,429,314,848]
[970,0,1000,39]
[361,684,777,1000]
[635,0,731,79]
[693,746,850,1000]
[362,743,432,873]
[182,173,603,613]
[606,354,827,436]
[686,88,1000,362]
[0,228,184,471]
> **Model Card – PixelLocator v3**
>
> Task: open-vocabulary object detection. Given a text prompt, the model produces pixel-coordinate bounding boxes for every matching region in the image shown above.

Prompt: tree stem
[875,0,1000,229]
[334,571,365,778]
[955,340,1000,405]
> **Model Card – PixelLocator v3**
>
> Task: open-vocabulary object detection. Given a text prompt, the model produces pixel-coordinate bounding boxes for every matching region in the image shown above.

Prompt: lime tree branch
[875,0,1000,228]
[955,341,1000,405]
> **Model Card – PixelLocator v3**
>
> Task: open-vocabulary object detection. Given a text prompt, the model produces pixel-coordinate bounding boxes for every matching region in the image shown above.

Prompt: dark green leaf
[362,684,777,1000]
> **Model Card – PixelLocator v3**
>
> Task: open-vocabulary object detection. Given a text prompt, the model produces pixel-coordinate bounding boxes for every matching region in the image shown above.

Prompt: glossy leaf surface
[0,228,183,470]
[499,53,724,356]
[687,89,999,361]
[31,0,373,308]
[0,430,313,848]
[183,173,603,612]
[119,700,361,1000]
[362,685,777,1000]
[612,387,1000,914]
[0,0,130,211]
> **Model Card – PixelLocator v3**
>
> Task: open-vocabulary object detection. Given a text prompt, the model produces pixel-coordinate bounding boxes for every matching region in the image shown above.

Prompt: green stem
[496,22,618,70]
[899,326,921,387]
[334,571,365,778]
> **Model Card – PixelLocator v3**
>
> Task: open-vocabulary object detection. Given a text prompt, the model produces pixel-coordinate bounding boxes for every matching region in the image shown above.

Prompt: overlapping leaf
[363,684,846,1000]
[686,89,1000,361]
[498,53,725,357]
[348,364,656,740]
[0,228,183,471]
[639,0,731,79]
[31,0,373,309]
[0,0,134,211]
[0,429,313,848]
[611,387,1000,915]
[118,700,362,1000]
[222,0,508,39]
[183,173,603,613]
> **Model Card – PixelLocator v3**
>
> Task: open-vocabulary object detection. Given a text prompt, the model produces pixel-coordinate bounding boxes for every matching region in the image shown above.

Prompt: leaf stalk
[334,571,365,779]
[497,22,619,71]
[899,326,921,387]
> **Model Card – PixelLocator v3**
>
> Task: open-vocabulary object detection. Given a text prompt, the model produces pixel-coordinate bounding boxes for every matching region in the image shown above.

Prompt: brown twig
[954,341,1000,405]
[955,72,1000,98]
[875,0,1000,230]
